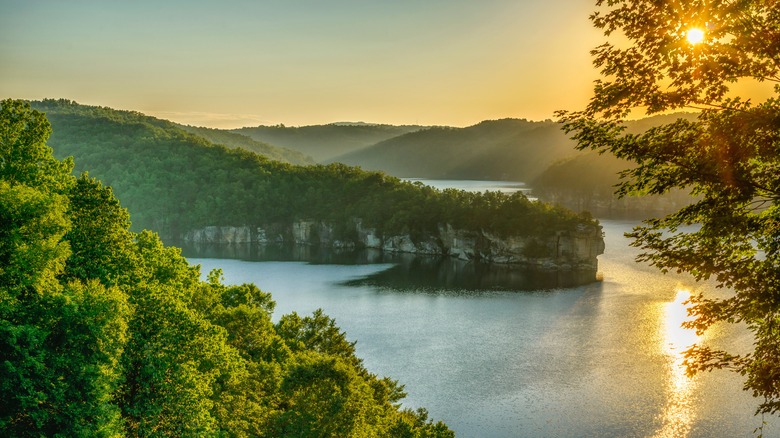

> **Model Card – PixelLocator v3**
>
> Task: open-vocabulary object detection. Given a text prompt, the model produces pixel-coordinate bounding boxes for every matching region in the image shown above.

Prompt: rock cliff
[182,219,604,272]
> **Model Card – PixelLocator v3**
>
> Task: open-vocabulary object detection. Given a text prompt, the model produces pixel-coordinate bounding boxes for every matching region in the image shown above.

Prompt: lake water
[403,178,537,201]
[403,178,531,194]
[187,180,777,437]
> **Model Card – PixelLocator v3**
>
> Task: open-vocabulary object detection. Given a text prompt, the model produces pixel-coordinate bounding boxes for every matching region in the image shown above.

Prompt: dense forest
[33,99,595,246]
[235,123,423,162]
[1,99,455,436]
[34,100,311,166]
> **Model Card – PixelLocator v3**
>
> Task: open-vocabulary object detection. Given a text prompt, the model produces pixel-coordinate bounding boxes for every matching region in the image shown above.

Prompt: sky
[0,0,603,128]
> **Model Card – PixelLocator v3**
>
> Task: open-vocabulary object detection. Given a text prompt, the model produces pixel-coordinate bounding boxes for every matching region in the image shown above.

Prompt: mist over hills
[323,114,699,184]
[235,119,577,183]
[177,124,315,165]
[331,118,574,182]
[527,112,699,194]
[530,113,699,216]
[32,98,698,218]
[234,123,424,162]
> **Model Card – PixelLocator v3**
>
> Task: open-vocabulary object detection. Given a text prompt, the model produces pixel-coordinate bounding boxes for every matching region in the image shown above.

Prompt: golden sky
[0,0,602,128]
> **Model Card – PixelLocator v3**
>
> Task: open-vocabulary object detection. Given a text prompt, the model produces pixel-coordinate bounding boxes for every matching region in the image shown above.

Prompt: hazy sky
[1,0,603,128]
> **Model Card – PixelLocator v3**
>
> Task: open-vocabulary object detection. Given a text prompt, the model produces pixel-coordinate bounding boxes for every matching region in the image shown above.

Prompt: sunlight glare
[686,28,705,45]
[654,289,701,438]
[664,290,699,354]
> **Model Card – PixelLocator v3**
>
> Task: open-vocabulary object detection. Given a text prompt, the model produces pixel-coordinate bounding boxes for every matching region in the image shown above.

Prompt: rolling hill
[530,113,699,217]
[33,99,313,166]
[234,123,424,162]
[26,99,594,247]
[331,118,576,182]
[177,124,314,164]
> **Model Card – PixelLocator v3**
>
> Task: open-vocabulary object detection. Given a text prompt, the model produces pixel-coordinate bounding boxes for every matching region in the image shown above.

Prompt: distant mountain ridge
[530,112,700,217]
[234,123,424,162]
[331,118,575,182]
[233,114,700,184]
[177,124,314,164]
[33,98,698,219]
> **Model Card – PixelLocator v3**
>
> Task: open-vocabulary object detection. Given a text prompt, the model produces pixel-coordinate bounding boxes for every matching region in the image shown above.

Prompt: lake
[186,180,776,437]
[403,178,531,194]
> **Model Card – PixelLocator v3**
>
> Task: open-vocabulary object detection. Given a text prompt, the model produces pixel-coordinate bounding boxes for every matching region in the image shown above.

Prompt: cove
[184,180,777,437]
[187,219,778,437]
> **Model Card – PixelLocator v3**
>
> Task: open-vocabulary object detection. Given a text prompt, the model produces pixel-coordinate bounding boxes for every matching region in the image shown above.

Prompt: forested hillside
[34,99,312,166]
[30,99,595,248]
[235,123,423,162]
[0,99,453,436]
[332,119,576,181]
[531,114,698,217]
[533,150,628,200]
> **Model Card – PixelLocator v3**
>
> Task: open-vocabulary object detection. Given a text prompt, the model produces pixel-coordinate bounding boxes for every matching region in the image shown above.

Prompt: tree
[0,182,70,296]
[190,273,288,436]
[119,232,244,436]
[558,0,780,415]
[61,173,136,287]
[276,310,362,369]
[0,99,73,193]
[271,353,378,437]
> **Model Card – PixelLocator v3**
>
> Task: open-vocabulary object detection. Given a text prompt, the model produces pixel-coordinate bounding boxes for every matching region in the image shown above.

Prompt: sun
[686,28,705,45]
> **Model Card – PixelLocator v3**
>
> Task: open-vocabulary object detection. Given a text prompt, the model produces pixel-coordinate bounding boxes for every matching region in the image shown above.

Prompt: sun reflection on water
[654,289,701,438]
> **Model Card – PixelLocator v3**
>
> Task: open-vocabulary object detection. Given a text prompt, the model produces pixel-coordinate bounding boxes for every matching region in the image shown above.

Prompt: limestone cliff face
[184,226,255,244]
[182,219,605,272]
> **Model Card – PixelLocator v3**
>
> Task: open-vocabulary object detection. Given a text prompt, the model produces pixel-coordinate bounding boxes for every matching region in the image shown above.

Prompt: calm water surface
[403,178,531,195]
[188,180,776,437]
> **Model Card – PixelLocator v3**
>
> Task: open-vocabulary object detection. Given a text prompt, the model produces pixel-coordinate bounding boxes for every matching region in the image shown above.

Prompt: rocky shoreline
[181,219,605,273]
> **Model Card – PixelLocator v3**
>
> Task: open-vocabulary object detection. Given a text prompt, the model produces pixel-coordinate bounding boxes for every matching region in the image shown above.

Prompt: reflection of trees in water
[345,253,597,292]
[178,242,383,264]
[179,243,597,291]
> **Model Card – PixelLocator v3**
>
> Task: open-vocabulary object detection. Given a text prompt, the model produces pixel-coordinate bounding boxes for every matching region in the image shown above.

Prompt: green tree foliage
[61,173,136,286]
[118,232,237,436]
[0,182,70,295]
[0,99,73,192]
[276,310,362,369]
[272,353,377,436]
[0,100,127,436]
[0,279,130,437]
[559,0,780,415]
[1,98,452,436]
[191,274,286,436]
